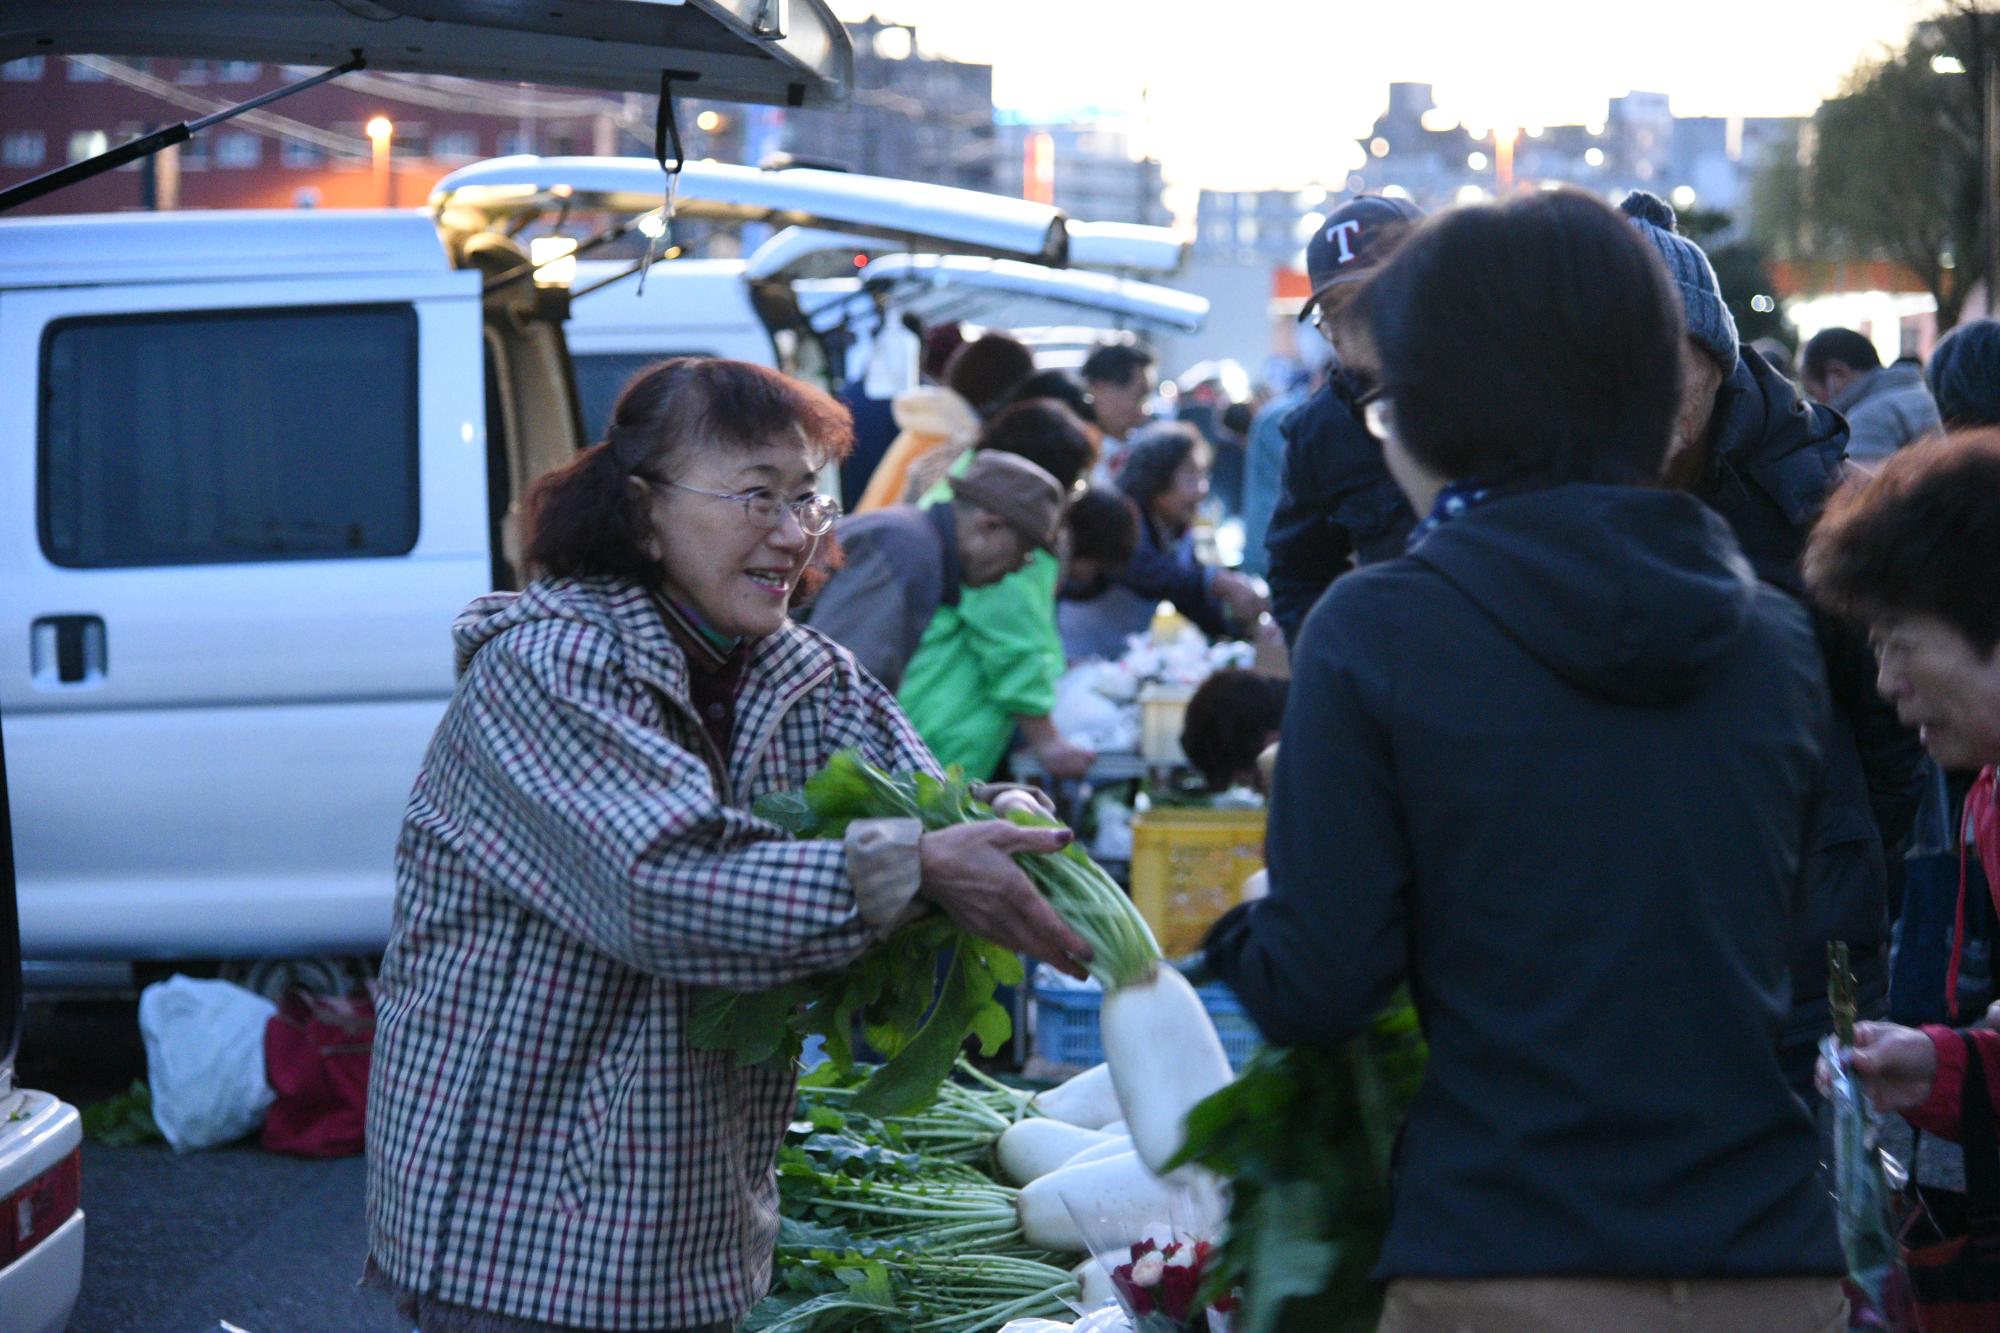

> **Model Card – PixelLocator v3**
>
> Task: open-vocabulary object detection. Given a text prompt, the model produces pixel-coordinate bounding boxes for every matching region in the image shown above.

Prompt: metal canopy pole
[0,53,365,215]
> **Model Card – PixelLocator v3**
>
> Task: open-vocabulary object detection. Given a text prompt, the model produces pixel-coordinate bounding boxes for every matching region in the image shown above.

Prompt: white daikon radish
[1059,1133,1134,1171]
[1100,1119,1128,1137]
[1101,966,1235,1176]
[1073,1257,1115,1308]
[996,1118,1119,1186]
[1028,1061,1122,1129]
[1017,1150,1180,1252]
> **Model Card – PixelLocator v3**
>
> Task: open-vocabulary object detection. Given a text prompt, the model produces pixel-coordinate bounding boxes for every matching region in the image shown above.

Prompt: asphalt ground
[17,994,1970,1333]
[20,999,405,1333]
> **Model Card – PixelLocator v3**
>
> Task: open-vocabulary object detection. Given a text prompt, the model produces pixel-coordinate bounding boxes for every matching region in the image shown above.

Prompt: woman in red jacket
[1805,430,2000,1122]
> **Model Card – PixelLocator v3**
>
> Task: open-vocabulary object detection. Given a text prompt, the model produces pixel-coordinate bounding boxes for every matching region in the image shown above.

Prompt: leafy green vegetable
[1167,997,1427,1333]
[80,1080,165,1147]
[694,751,1157,1115]
[791,1058,1029,1165]
[749,1074,1078,1333]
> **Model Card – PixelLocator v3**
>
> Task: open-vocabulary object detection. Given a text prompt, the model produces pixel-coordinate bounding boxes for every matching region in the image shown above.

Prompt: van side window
[40,306,420,568]
[572,352,713,446]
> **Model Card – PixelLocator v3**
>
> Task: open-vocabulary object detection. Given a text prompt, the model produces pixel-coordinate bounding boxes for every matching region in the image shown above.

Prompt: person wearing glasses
[1262,193,1423,647]
[1056,421,1267,664]
[1619,190,1925,1103]
[1206,192,1848,1330]
[364,357,1091,1333]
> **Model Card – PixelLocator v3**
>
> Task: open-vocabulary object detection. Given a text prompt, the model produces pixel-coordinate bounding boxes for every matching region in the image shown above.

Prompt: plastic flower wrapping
[1063,1189,1238,1333]
[1819,1032,1911,1326]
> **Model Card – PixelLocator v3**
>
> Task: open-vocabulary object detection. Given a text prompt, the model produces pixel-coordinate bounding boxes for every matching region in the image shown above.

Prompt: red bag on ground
[262,986,376,1157]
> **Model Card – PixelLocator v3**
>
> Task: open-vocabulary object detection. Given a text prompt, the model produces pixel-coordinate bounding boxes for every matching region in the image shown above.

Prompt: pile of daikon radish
[996,967,1237,1290]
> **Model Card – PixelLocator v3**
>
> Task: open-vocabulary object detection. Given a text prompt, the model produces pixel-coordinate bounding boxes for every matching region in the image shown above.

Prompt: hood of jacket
[890,385,981,441]
[450,578,680,681]
[1832,361,1927,416]
[1408,485,1759,707]
[1707,346,1849,534]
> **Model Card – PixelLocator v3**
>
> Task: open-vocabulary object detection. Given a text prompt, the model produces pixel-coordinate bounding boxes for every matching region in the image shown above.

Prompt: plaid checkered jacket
[365,576,938,1329]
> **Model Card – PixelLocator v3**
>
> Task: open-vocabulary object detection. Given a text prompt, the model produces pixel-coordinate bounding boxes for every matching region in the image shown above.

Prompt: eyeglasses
[666,481,842,536]
[1358,390,1395,441]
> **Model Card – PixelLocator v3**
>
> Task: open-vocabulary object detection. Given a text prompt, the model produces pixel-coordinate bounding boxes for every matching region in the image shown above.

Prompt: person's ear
[626,475,663,562]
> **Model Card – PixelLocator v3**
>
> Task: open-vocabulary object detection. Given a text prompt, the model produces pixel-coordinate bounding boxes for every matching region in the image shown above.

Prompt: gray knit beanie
[1619,190,1739,373]
[1926,317,2000,428]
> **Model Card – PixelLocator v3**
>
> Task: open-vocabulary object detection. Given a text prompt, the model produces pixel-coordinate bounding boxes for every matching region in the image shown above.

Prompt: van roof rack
[431,156,1070,269]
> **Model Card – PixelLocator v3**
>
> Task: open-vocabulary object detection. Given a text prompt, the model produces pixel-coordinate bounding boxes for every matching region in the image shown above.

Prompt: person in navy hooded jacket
[1207,189,1847,1333]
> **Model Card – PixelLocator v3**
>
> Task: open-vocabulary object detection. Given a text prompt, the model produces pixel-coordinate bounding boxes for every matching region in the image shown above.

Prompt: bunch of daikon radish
[994,969,1236,1274]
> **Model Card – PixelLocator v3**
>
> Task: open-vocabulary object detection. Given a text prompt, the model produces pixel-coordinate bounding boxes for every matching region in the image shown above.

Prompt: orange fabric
[854,386,981,515]
[855,425,951,514]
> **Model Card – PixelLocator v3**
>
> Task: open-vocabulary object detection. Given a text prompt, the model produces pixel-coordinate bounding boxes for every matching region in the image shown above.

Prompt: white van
[0,2,849,1319]
[1,21,1088,969]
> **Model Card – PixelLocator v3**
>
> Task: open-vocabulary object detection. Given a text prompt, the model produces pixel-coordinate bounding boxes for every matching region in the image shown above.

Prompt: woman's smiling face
[637,433,822,641]
[1872,613,2000,770]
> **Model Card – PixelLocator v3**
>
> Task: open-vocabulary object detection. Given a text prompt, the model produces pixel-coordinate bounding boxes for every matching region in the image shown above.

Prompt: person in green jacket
[898,398,1097,780]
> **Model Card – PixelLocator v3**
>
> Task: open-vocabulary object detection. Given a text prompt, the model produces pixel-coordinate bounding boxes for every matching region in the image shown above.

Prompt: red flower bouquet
[1108,1236,1238,1333]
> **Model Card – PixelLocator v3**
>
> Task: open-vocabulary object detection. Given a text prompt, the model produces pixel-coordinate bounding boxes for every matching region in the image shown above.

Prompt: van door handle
[31,614,107,689]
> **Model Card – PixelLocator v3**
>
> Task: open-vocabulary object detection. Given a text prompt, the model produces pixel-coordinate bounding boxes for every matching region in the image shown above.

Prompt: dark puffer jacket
[1208,485,1844,1281]
[1262,370,1413,646]
[1695,347,1927,1089]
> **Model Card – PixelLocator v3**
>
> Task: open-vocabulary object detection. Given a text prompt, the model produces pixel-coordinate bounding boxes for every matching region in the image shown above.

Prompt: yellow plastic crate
[1128,808,1267,957]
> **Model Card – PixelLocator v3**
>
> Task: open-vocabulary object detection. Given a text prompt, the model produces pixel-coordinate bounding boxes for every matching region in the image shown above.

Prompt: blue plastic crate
[1031,980,1260,1071]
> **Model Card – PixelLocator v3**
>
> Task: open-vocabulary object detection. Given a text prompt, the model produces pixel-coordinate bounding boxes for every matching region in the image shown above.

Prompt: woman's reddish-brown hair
[523,356,853,585]
[1804,429,2000,655]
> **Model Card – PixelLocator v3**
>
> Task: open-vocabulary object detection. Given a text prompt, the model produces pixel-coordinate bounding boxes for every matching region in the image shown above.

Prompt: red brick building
[0,54,744,215]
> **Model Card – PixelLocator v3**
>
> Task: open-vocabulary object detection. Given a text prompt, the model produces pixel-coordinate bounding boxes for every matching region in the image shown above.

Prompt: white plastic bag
[1053,663,1140,754]
[139,975,278,1152]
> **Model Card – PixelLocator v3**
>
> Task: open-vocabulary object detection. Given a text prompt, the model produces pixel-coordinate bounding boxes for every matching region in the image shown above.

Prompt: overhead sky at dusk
[832,0,1931,196]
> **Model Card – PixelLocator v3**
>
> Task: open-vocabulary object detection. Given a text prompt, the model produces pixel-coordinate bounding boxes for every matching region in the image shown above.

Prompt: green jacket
[896,461,1065,778]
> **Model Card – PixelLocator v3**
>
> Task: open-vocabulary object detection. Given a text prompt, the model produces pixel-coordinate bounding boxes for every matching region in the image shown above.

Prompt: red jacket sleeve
[1906,1026,2000,1140]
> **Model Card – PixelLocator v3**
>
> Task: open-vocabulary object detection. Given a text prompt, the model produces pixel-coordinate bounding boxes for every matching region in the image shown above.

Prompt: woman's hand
[1822,1021,1940,1114]
[918,822,1094,979]
[1213,571,1270,627]
[1018,714,1096,781]
[1033,735,1096,781]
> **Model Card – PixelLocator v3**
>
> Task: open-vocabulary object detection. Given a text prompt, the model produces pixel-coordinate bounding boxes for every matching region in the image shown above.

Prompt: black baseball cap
[1298,194,1426,321]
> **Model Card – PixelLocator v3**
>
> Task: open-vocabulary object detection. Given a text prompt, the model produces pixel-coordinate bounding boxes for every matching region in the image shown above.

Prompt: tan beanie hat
[947,451,1066,552]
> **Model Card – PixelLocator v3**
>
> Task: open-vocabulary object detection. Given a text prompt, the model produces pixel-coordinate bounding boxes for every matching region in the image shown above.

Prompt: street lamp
[366,116,394,208]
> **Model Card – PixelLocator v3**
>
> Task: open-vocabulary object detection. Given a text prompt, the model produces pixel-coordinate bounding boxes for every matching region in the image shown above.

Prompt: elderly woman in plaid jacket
[363,357,1091,1333]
